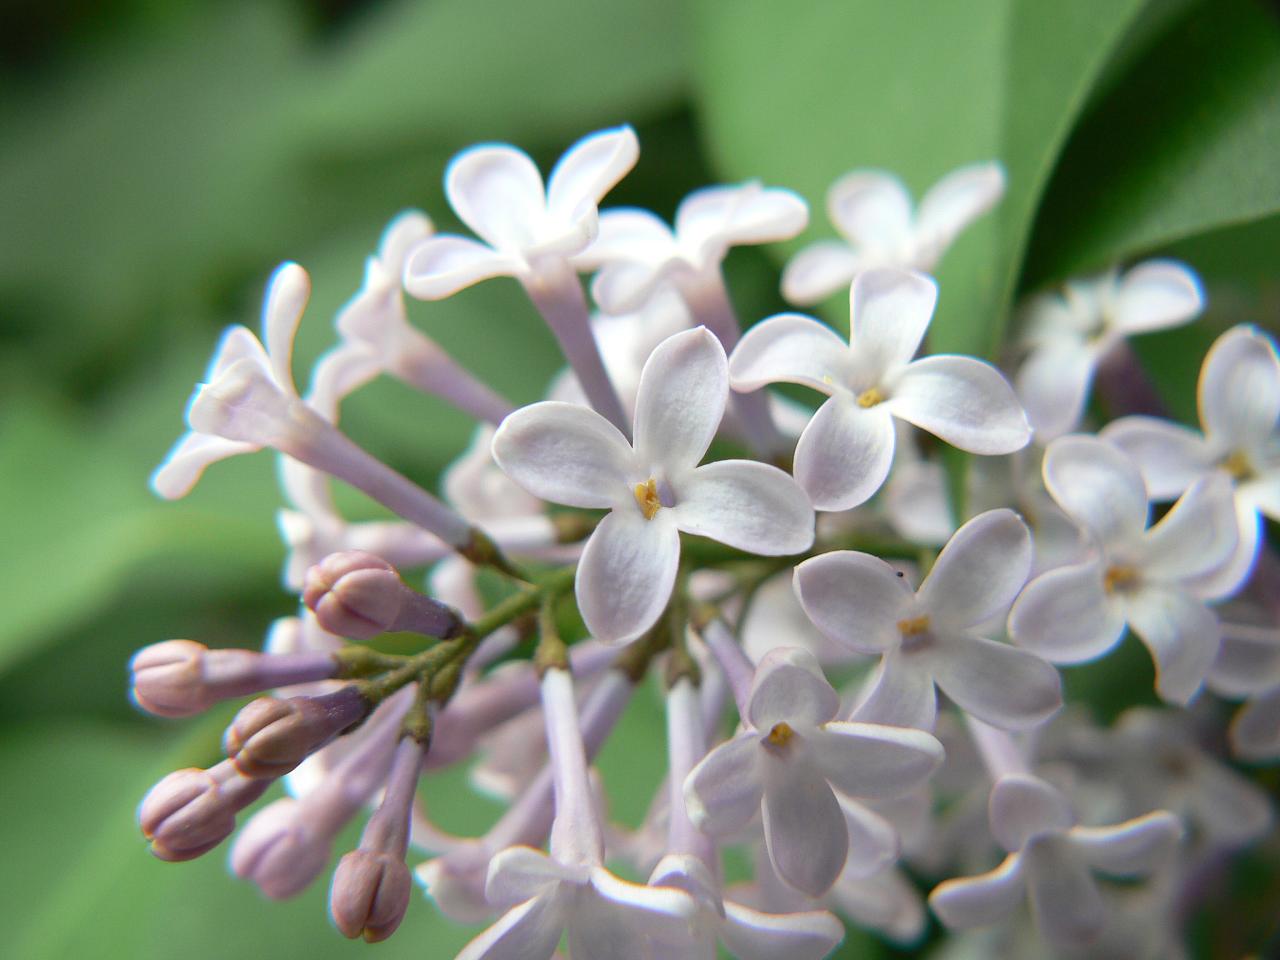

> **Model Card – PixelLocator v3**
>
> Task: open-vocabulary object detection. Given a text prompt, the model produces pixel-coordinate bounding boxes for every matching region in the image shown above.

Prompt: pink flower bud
[303,550,463,640]
[138,760,270,861]
[224,686,367,779]
[230,798,332,899]
[329,850,413,942]
[130,640,338,718]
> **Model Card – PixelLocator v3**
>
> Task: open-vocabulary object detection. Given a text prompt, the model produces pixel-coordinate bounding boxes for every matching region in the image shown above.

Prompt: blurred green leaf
[1024,0,1280,284]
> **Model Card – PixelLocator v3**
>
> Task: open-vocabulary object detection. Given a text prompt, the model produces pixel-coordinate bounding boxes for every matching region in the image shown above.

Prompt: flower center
[1104,565,1140,594]
[897,615,931,637]
[765,722,795,749]
[857,386,885,408]
[1222,449,1254,482]
[634,478,662,520]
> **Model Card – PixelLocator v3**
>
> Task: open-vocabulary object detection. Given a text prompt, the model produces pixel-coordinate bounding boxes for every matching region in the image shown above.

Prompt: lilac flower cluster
[132,126,1278,956]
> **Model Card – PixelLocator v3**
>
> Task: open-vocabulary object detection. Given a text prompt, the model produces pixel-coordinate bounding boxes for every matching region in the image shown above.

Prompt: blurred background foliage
[1,0,1277,957]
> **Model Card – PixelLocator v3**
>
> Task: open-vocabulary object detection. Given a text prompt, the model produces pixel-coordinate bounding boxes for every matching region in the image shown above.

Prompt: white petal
[919,509,1032,630]
[492,401,635,509]
[929,854,1024,930]
[720,901,845,960]
[1041,434,1149,545]
[151,431,258,500]
[1243,469,1280,520]
[1138,473,1239,583]
[913,162,1005,268]
[576,208,672,270]
[889,355,1030,454]
[446,144,547,252]
[262,262,310,393]
[826,170,913,253]
[747,647,841,729]
[1023,834,1105,946]
[1014,338,1096,441]
[849,268,937,377]
[486,846,577,908]
[728,313,848,393]
[403,235,523,300]
[793,551,914,653]
[377,208,434,268]
[927,633,1062,731]
[684,732,765,837]
[850,650,938,731]
[761,759,846,897]
[455,891,566,960]
[633,327,727,473]
[306,345,382,421]
[988,774,1074,852]
[672,460,813,555]
[1008,560,1126,664]
[1124,586,1220,705]
[586,866,697,944]
[1232,688,1280,761]
[837,796,901,879]
[675,182,808,263]
[830,867,925,945]
[591,262,664,316]
[794,396,896,510]
[780,241,861,306]
[1210,622,1280,698]
[1186,502,1260,601]
[811,722,944,800]
[575,509,680,645]
[546,126,639,226]
[1100,416,1214,500]
[1198,324,1280,450]
[1071,811,1182,876]
[1111,259,1203,336]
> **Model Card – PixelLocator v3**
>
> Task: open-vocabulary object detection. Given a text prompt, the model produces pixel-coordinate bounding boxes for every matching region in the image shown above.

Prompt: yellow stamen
[634,478,662,520]
[766,722,795,747]
[1104,565,1139,594]
[857,386,885,408]
[897,615,931,637]
[1222,449,1254,482]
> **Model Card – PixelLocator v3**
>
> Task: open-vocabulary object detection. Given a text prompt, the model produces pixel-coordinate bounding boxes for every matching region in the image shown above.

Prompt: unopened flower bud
[230,798,332,899]
[303,551,463,640]
[130,640,338,717]
[225,686,368,779]
[329,850,413,942]
[139,760,270,861]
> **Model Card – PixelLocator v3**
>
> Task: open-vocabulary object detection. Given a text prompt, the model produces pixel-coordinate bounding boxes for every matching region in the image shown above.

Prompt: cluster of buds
[133,125,1277,957]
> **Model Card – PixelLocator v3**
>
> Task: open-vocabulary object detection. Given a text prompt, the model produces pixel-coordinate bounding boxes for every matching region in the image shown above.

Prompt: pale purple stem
[522,261,630,437]
[360,737,425,857]
[665,678,716,866]
[390,328,515,426]
[700,619,754,719]
[965,714,1031,780]
[543,667,605,865]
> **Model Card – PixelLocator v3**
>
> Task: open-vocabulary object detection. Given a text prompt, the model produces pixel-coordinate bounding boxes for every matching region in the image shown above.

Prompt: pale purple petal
[927,634,1062,731]
[633,327,727,473]
[1211,622,1280,698]
[378,208,434,268]
[1139,473,1239,584]
[446,145,547,252]
[812,722,943,800]
[888,355,1030,454]
[485,846,578,908]
[826,170,912,252]
[830,867,925,945]
[577,208,671,270]
[780,242,860,306]
[1199,324,1280,450]
[837,796,901,879]
[728,313,848,393]
[586,867,697,944]
[151,432,259,500]
[1111,259,1203,336]
[1101,416,1214,500]
[1186,502,1261,602]
[988,774,1074,852]
[1124,586,1220,706]
[672,460,813,555]
[492,401,635,509]
[1008,560,1126,664]
[683,732,765,837]
[720,901,845,960]
[761,758,846,897]
[591,262,664,316]
[747,647,841,730]
[675,182,808,260]
[403,235,523,300]
[262,262,310,393]
[1023,834,1105,946]
[575,509,680,645]
[546,126,639,226]
[794,396,896,511]
[929,854,1024,930]
[1232,688,1280,761]
[1072,812,1182,875]
[1014,338,1096,441]
[850,650,938,731]
[914,162,1005,268]
[455,890,566,960]
[1243,470,1280,520]
[306,346,382,421]
[849,268,937,376]
[918,509,1032,630]
[1041,434,1149,546]
[793,551,914,653]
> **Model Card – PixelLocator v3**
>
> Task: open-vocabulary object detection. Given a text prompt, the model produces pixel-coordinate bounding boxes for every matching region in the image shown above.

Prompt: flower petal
[1070,811,1182,876]
[634,327,727,473]
[683,731,765,837]
[837,796,901,879]
[1023,834,1105,946]
[586,866,697,945]
[988,774,1074,852]
[262,262,310,393]
[455,890,566,960]
[918,509,1032,630]
[446,144,547,252]
[1041,434,1149,546]
[1111,259,1203,336]
[780,241,860,306]
[794,396,896,511]
[675,182,808,262]
[672,460,813,555]
[927,633,1062,731]
[826,170,912,253]
[576,208,671,270]
[1210,622,1280,698]
[748,647,841,729]
[1014,338,1096,441]
[151,431,259,500]
[793,551,914,653]
[1008,560,1126,664]
[849,268,937,377]
[1124,586,1220,706]
[492,400,635,509]
[306,345,382,421]
[929,854,1024,930]
[1100,415,1213,500]
[720,901,845,960]
[486,846,577,909]
[812,722,944,800]
[1138,472,1239,584]
[850,650,938,731]
[575,509,680,645]
[889,355,1030,454]
[546,126,639,226]
[913,162,1005,269]
[403,235,523,300]
[831,867,925,945]
[1232,688,1280,761]
[728,313,848,394]
[1185,502,1261,602]
[761,758,846,897]
[1198,323,1280,450]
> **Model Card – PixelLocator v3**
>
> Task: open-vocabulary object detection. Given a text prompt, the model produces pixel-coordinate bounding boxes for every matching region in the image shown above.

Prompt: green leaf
[1024,0,1280,283]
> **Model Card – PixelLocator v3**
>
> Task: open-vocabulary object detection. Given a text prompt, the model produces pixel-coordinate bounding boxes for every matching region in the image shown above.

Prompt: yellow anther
[766,722,795,747]
[1222,449,1254,481]
[634,478,662,520]
[822,374,835,386]
[897,615,931,637]
[1104,565,1140,594]
[856,387,885,408]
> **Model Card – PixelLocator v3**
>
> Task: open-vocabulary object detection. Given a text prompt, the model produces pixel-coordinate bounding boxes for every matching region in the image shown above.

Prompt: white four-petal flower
[729,268,1031,511]
[493,327,815,644]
